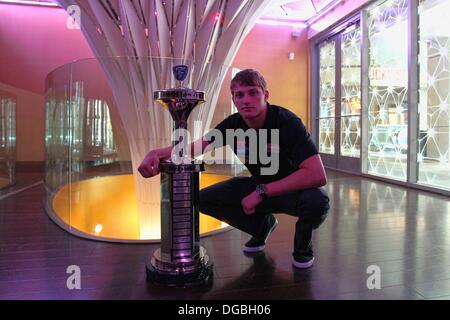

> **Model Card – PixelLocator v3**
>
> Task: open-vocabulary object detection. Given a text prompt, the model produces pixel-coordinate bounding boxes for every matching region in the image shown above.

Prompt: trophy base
[146,248,213,287]
[146,260,213,288]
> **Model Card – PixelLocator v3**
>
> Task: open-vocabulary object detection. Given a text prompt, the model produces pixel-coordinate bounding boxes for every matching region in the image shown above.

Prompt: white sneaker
[292,256,315,269]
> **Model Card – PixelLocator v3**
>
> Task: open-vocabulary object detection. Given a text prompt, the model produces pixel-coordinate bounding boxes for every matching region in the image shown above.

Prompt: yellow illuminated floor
[51,173,231,242]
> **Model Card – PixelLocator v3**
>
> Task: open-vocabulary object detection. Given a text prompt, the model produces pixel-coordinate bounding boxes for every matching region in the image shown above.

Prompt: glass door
[317,22,362,173]
[318,38,337,167]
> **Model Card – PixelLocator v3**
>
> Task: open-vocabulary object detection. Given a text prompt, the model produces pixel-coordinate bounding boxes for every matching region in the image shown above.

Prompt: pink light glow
[0,0,58,6]
[257,18,306,29]
[308,18,329,33]
[0,3,94,93]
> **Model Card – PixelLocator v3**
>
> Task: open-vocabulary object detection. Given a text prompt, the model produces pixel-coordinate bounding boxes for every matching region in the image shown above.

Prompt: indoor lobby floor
[0,169,449,300]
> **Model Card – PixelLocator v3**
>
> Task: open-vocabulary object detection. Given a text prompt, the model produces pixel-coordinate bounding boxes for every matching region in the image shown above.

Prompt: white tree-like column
[56,0,273,239]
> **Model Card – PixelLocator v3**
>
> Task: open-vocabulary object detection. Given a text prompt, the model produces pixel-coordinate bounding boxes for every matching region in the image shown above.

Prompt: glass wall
[45,61,128,237]
[417,0,450,189]
[44,78,100,193]
[44,57,235,242]
[313,0,450,194]
[44,77,71,195]
[0,91,16,189]
[367,0,409,180]
[319,39,336,154]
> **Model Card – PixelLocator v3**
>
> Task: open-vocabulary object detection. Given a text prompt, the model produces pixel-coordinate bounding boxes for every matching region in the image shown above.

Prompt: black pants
[199,176,330,259]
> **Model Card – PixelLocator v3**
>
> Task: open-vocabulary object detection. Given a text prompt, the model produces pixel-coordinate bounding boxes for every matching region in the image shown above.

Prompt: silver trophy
[146,65,213,286]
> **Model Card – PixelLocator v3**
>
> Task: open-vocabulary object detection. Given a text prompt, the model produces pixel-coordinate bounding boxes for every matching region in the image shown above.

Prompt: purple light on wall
[0,0,58,6]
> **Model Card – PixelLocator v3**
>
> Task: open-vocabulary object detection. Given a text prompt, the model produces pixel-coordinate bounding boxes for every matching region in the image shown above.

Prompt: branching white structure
[56,0,273,239]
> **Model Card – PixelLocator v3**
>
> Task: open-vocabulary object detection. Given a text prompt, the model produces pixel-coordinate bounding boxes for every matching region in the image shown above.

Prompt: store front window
[417,0,450,189]
[367,0,409,180]
[313,0,450,194]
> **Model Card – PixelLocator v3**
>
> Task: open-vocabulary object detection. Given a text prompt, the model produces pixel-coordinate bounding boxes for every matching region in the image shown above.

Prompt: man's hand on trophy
[138,151,160,178]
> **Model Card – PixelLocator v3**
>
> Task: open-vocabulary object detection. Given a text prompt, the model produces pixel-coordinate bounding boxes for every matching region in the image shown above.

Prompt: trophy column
[146,65,213,287]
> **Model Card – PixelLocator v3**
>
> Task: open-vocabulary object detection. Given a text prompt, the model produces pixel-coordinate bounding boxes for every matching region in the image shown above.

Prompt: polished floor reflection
[0,169,449,299]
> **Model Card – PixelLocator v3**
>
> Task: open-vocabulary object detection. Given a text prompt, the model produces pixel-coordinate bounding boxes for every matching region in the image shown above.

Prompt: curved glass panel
[0,91,16,190]
[44,57,244,242]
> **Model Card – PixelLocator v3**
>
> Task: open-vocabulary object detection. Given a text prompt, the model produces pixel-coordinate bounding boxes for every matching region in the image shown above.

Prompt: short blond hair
[230,69,267,95]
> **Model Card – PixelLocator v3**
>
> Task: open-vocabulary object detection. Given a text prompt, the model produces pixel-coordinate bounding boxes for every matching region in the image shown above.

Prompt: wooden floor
[0,168,450,300]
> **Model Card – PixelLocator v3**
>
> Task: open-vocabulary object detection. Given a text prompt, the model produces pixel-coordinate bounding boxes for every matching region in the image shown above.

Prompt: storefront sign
[369,67,407,87]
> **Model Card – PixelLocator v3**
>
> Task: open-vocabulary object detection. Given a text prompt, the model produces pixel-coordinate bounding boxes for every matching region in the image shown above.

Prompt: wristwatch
[255,184,268,200]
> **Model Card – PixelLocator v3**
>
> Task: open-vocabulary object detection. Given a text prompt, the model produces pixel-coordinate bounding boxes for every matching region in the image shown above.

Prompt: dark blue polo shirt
[206,103,318,183]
